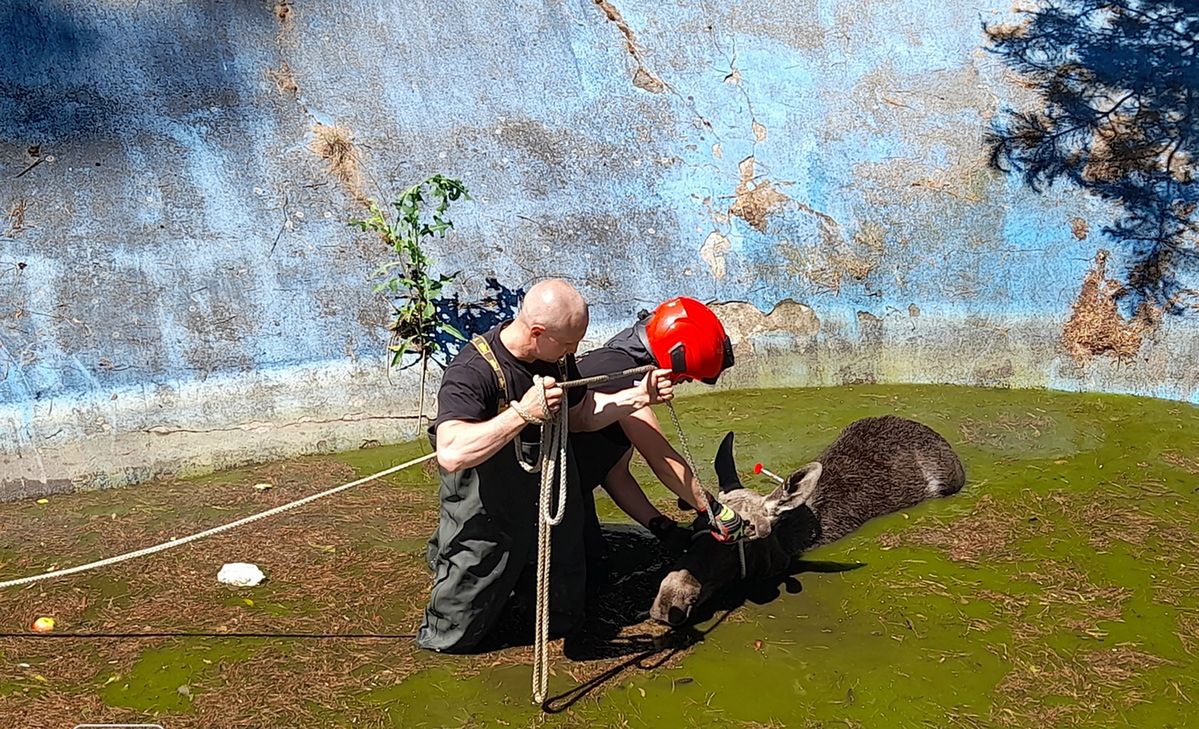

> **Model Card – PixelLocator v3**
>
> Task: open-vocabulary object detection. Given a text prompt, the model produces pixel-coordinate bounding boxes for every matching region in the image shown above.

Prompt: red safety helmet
[636,297,735,384]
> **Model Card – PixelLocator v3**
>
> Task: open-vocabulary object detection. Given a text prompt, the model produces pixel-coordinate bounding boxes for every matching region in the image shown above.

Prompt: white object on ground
[217,562,266,587]
[0,452,436,591]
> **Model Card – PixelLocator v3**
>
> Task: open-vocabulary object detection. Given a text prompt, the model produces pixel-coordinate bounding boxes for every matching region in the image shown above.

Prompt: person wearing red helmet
[639,296,736,386]
[572,297,740,571]
[418,279,676,654]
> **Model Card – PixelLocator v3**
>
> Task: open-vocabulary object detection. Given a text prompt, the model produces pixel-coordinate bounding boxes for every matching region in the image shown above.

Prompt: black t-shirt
[432,322,585,443]
[572,325,656,488]
[575,325,653,394]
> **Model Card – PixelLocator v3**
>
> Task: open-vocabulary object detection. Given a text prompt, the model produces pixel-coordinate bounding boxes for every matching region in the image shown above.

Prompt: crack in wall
[592,0,667,93]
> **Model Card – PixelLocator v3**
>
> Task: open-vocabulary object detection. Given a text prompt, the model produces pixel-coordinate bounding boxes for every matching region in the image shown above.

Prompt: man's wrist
[502,405,530,432]
[509,399,543,425]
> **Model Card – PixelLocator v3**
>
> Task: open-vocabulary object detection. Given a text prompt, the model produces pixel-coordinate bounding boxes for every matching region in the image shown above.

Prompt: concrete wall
[2,0,1196,498]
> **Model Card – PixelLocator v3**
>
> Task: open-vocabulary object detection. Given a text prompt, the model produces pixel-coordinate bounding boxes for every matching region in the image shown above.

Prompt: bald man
[419,279,674,653]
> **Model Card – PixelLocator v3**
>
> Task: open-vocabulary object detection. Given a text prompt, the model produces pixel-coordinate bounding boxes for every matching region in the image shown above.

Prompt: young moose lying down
[651,415,966,625]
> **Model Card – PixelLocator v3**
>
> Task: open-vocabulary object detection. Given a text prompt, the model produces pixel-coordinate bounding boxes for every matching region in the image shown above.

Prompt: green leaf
[442,324,468,341]
[362,175,472,369]
[371,261,406,277]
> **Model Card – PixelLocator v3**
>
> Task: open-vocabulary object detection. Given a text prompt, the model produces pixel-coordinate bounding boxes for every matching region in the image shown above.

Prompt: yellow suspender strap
[471,335,509,412]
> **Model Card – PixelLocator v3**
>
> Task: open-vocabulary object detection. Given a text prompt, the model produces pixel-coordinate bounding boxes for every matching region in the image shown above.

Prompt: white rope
[529,380,699,703]
[0,452,437,590]
[532,374,569,705]
[524,366,654,703]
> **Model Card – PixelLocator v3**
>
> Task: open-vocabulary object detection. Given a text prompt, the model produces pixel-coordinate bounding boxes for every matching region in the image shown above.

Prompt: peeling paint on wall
[729,156,789,233]
[1071,216,1089,240]
[699,231,731,279]
[1062,250,1150,363]
[711,298,820,359]
[273,1,292,24]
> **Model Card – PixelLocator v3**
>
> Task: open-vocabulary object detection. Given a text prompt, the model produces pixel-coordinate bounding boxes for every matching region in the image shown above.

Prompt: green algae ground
[1,385,1197,728]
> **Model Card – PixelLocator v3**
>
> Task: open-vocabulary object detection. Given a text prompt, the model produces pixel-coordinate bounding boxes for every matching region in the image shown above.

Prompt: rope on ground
[0,452,437,590]
[0,361,659,704]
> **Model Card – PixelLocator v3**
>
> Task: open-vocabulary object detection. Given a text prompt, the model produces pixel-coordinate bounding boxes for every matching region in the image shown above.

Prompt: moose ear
[714,432,743,493]
[764,461,822,517]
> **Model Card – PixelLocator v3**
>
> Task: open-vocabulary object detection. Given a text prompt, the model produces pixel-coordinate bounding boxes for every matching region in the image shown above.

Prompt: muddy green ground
[1,385,1197,728]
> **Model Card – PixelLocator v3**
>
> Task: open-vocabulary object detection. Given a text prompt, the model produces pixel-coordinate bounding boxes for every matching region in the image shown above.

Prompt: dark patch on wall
[430,277,525,366]
[972,360,1014,388]
[0,2,107,140]
[0,1,272,143]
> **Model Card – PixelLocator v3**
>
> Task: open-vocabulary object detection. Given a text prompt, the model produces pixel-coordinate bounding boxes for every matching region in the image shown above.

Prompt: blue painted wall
[1,0,1195,495]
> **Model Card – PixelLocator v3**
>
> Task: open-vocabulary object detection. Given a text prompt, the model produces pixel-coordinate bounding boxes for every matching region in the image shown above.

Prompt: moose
[650,415,966,625]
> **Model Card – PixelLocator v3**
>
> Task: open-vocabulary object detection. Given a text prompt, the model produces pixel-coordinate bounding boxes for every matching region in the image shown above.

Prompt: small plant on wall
[350,174,470,427]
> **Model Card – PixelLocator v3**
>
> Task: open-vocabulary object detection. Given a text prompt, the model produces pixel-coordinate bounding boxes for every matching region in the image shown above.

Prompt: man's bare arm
[569,368,674,432]
[435,412,530,471]
[436,377,566,471]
